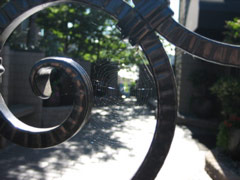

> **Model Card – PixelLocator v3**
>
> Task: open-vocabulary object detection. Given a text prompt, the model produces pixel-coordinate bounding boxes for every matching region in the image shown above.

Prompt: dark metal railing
[0,0,239,179]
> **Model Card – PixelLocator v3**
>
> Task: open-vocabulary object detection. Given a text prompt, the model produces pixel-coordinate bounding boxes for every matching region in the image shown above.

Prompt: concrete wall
[1,46,44,127]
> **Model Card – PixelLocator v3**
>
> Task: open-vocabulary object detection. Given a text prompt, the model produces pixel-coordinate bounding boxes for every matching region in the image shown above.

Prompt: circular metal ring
[0,1,177,179]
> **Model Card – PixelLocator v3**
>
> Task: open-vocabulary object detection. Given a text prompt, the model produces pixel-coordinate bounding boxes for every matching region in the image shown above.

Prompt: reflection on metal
[0,57,93,148]
[0,57,5,76]
[0,0,238,179]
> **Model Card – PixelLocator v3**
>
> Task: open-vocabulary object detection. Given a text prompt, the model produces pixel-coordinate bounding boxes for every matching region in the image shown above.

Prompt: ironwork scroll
[0,0,238,179]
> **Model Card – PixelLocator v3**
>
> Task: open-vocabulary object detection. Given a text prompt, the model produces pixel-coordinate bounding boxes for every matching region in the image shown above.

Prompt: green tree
[35,3,142,65]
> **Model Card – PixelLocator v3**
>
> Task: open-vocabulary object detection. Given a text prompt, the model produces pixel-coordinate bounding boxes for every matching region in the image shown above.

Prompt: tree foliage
[224,17,240,44]
[6,3,142,66]
[35,3,142,65]
[213,18,240,151]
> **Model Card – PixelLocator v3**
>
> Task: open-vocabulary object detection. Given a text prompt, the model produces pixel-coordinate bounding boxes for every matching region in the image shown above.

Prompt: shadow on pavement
[0,98,155,179]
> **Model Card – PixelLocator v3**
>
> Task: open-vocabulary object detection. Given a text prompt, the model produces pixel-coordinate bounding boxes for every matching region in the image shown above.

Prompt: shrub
[210,76,240,117]
[210,76,240,150]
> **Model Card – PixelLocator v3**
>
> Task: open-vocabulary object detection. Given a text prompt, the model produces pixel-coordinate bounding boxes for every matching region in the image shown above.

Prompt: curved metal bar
[0,0,178,179]
[131,0,240,67]
[0,1,67,49]
[156,18,240,67]
[0,0,131,50]
[0,0,134,148]
[0,57,93,148]
[133,32,177,180]
[0,57,5,76]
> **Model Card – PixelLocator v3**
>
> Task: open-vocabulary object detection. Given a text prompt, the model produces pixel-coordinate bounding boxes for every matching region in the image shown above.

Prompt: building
[176,0,240,123]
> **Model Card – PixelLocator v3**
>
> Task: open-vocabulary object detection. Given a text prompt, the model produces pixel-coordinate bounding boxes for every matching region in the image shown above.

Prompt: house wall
[177,0,237,118]
[177,0,199,116]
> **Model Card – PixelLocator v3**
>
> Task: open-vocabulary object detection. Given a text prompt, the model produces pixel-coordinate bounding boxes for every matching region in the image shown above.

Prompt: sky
[126,0,180,61]
[119,0,180,79]
[164,0,180,59]
[170,0,180,22]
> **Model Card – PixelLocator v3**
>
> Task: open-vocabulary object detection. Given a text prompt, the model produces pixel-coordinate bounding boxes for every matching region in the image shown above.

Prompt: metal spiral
[1,0,240,179]
[0,57,93,148]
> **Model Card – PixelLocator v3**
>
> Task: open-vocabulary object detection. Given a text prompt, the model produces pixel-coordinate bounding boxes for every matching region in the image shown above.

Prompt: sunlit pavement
[0,98,212,180]
[156,126,212,180]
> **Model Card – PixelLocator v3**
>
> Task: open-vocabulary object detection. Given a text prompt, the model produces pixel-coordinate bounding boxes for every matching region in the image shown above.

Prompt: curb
[205,150,240,180]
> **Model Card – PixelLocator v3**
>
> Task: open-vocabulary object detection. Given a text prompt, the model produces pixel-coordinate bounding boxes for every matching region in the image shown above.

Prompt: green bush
[210,76,240,117]
[224,17,240,44]
[216,121,230,150]
[211,76,240,150]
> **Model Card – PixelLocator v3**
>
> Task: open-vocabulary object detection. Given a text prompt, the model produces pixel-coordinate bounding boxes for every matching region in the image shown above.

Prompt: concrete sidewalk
[0,101,212,179]
[156,126,212,180]
[0,127,212,180]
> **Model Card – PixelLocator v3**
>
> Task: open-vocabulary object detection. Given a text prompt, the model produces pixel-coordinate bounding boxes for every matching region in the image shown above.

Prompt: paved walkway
[156,126,212,180]
[0,99,212,180]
